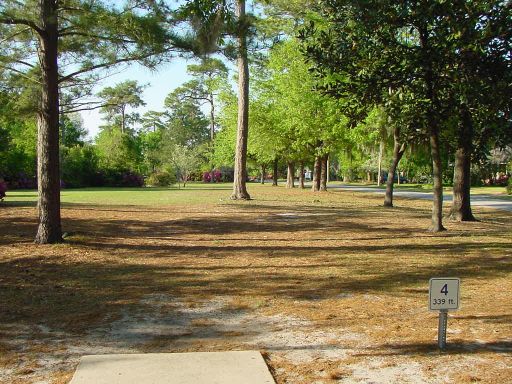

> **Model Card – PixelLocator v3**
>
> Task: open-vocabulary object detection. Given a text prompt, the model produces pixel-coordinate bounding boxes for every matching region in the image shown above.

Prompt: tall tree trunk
[384,127,406,207]
[35,0,62,244]
[327,157,330,183]
[121,105,126,134]
[231,0,250,200]
[260,164,265,184]
[420,27,445,232]
[429,123,445,231]
[299,162,305,189]
[312,156,321,192]
[286,162,295,188]
[449,105,476,221]
[272,157,278,186]
[320,155,328,191]
[209,96,216,183]
[209,95,215,141]
[377,139,384,186]
[344,149,353,182]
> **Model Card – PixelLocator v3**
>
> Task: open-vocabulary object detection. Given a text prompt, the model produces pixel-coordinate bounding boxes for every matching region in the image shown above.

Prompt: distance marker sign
[429,278,460,311]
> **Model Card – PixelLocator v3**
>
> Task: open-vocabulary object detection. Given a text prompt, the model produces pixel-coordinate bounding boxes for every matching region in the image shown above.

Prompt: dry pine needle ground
[0,184,511,384]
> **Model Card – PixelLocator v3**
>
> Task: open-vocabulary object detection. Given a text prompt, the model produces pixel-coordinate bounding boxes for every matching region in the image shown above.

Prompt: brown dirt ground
[0,187,511,384]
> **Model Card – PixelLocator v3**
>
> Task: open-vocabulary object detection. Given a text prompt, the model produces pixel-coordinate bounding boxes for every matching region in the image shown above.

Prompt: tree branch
[0,15,43,36]
[58,51,167,84]
[0,64,41,84]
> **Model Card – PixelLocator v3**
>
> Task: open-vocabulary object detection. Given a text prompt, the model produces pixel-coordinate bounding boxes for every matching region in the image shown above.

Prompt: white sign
[429,278,460,311]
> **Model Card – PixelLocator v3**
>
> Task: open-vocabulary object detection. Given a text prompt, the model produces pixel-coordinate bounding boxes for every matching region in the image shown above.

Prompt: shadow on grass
[356,340,512,357]
[1,200,37,208]
[1,199,511,339]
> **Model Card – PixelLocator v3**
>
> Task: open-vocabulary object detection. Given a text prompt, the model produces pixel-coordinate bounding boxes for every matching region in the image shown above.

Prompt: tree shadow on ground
[355,340,512,357]
[1,200,511,336]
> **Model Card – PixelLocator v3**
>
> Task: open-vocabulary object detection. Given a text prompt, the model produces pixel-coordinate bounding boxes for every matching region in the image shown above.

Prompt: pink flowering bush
[202,170,223,183]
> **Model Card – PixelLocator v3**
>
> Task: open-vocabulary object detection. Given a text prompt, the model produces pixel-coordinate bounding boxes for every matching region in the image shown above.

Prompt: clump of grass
[328,368,350,380]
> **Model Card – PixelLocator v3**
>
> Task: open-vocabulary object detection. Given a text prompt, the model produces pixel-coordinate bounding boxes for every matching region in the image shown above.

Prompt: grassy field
[1,183,511,384]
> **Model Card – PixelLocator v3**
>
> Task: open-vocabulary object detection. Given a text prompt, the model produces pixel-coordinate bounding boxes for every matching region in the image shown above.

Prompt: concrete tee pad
[69,351,276,384]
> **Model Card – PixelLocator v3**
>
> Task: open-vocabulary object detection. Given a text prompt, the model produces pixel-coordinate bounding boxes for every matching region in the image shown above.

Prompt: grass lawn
[1,183,511,384]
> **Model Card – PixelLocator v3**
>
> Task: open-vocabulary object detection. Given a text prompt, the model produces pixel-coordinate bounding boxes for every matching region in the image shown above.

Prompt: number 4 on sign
[441,284,448,295]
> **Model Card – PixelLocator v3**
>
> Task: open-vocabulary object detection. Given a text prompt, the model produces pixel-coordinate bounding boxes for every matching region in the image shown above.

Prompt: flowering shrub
[202,170,223,183]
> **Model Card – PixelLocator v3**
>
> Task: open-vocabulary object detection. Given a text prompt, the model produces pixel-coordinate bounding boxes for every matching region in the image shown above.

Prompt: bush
[100,169,144,187]
[146,171,176,187]
[507,177,512,195]
[203,169,227,183]
[0,179,7,201]
[8,173,37,189]
[62,145,99,187]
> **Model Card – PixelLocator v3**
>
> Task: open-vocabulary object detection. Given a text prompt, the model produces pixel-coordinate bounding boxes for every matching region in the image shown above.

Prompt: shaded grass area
[1,184,511,383]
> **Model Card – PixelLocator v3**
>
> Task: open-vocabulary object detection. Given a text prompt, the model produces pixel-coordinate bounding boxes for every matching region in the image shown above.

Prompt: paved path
[329,184,512,212]
[69,351,275,384]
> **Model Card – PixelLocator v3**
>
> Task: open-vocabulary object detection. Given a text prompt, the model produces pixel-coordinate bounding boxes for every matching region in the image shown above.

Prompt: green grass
[4,183,238,206]
[5,181,510,207]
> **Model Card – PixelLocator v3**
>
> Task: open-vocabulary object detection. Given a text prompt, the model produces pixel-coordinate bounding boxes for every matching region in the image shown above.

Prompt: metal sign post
[429,278,460,351]
[437,310,448,350]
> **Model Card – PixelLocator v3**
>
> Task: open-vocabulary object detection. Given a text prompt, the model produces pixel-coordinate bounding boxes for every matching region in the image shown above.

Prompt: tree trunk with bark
[272,158,278,186]
[260,164,266,184]
[298,162,305,189]
[449,105,476,221]
[429,123,445,231]
[35,0,62,244]
[121,105,126,133]
[231,0,250,200]
[320,155,328,191]
[312,156,321,192]
[209,95,215,141]
[377,139,384,186]
[286,162,295,188]
[344,150,353,182]
[384,127,406,207]
[420,27,445,232]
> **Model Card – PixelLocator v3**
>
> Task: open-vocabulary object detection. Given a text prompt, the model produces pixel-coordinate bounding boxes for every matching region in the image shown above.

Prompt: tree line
[1,0,511,243]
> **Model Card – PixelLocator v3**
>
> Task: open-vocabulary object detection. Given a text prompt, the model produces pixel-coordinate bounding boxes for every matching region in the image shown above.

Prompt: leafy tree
[164,87,210,148]
[0,0,173,243]
[171,144,202,188]
[231,0,252,200]
[264,38,347,191]
[95,128,142,173]
[61,144,99,187]
[60,113,87,147]
[139,128,164,174]
[212,89,238,168]
[141,111,166,133]
[439,3,512,221]
[98,80,147,134]
[186,58,229,141]
[301,1,469,230]
[0,87,37,179]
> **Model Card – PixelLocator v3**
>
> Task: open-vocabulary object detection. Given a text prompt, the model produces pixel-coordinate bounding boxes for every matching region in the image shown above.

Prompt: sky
[80,58,194,140]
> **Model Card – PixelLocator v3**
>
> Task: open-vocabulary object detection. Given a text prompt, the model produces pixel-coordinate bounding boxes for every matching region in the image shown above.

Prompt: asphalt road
[329,184,512,212]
